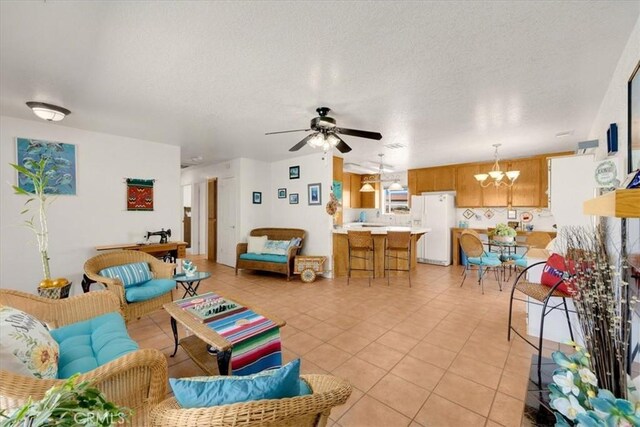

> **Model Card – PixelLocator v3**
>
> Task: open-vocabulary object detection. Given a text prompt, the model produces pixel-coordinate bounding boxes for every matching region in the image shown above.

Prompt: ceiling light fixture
[307,132,340,151]
[26,101,71,122]
[474,144,520,188]
[359,154,405,192]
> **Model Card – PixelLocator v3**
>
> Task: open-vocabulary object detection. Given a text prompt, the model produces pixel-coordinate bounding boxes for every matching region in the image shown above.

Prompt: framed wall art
[278,188,287,199]
[16,137,77,195]
[507,209,517,220]
[289,165,300,179]
[629,60,640,173]
[308,183,321,205]
[253,192,262,204]
[289,193,299,204]
[126,178,154,211]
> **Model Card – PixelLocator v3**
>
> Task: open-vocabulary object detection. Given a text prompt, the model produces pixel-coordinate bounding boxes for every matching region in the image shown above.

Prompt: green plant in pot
[0,374,131,427]
[10,159,70,294]
[491,223,517,243]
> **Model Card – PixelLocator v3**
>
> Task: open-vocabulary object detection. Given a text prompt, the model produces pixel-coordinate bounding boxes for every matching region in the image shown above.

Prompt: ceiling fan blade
[336,127,382,140]
[333,135,352,153]
[265,128,311,136]
[289,134,315,152]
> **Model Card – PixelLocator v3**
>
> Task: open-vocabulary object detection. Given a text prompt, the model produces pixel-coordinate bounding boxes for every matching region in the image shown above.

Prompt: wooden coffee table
[163,294,286,376]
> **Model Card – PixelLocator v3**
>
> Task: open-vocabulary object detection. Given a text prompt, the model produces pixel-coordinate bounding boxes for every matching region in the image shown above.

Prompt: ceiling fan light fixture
[26,101,70,122]
[307,133,324,148]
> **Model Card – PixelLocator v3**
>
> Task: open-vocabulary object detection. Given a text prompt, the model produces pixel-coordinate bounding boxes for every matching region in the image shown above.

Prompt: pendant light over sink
[474,144,520,188]
[359,154,405,192]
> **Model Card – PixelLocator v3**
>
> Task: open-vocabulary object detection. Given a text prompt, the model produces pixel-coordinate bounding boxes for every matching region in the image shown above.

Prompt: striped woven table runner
[206,309,282,376]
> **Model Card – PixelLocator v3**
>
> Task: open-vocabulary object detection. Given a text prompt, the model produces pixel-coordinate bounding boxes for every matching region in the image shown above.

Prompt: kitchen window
[382,187,409,214]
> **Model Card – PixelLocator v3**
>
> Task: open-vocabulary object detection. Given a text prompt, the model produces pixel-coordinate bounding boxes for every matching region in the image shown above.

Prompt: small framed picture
[308,183,322,205]
[289,193,299,204]
[507,209,517,220]
[278,188,287,199]
[289,166,300,179]
[252,192,262,204]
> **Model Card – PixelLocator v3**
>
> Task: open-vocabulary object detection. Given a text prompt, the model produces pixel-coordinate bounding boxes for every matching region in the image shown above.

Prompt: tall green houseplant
[10,158,54,280]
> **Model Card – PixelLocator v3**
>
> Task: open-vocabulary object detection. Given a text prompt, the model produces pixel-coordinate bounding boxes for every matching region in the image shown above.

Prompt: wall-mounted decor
[289,166,300,179]
[462,209,474,219]
[126,179,154,211]
[628,60,640,172]
[332,180,343,202]
[308,183,321,205]
[16,137,77,195]
[484,209,494,219]
[278,188,287,199]
[507,209,517,220]
[289,193,299,204]
[521,211,533,223]
[508,221,520,230]
[253,192,262,204]
[607,123,618,154]
[594,159,620,188]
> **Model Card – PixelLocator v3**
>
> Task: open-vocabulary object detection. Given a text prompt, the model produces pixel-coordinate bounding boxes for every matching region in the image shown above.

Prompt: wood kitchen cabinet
[408,165,456,195]
[478,161,509,207]
[509,158,542,207]
[360,175,379,208]
[343,171,352,208]
[455,164,483,207]
[351,174,362,208]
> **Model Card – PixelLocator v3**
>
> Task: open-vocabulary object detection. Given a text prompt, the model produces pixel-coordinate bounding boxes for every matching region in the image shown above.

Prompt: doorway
[182,185,192,249]
[207,179,217,262]
[217,177,237,267]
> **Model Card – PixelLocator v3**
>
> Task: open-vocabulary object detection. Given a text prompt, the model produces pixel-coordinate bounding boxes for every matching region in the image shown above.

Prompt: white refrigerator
[411,192,456,266]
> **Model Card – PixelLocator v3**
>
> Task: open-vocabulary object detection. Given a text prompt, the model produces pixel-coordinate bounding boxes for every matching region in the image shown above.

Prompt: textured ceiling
[1,1,638,170]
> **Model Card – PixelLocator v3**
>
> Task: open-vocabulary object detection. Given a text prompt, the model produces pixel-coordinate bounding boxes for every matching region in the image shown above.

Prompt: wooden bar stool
[385,231,412,287]
[347,230,375,287]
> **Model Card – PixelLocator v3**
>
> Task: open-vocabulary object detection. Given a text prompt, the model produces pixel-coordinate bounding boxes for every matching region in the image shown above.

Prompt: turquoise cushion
[239,253,288,264]
[50,312,138,379]
[169,359,310,408]
[99,262,153,287]
[483,251,500,258]
[515,258,528,268]
[509,253,525,260]
[467,256,502,267]
[125,278,175,303]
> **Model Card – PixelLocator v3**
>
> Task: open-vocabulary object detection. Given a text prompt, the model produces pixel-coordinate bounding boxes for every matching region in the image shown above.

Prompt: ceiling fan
[265,107,382,154]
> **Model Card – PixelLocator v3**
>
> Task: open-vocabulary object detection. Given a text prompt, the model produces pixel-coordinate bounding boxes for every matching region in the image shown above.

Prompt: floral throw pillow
[0,306,59,379]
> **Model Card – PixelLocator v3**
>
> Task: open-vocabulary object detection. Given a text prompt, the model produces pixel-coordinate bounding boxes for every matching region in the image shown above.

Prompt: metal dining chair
[459,231,503,294]
[384,231,412,287]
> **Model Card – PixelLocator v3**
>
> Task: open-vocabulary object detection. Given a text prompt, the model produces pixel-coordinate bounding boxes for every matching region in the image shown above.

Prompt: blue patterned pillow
[262,240,291,255]
[99,262,152,287]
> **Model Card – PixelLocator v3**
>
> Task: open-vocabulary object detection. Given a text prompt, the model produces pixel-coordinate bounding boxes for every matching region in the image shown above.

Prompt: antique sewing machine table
[173,271,211,298]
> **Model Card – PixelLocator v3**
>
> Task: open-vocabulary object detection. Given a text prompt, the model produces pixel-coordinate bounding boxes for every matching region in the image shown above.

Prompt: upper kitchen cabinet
[477,161,510,207]
[351,174,363,208]
[343,171,352,208]
[509,158,542,207]
[456,163,484,207]
[360,175,379,208]
[408,165,456,195]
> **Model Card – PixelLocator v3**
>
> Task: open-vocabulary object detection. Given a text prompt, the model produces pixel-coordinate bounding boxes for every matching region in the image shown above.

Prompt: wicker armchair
[84,250,175,322]
[0,289,168,426]
[150,374,351,427]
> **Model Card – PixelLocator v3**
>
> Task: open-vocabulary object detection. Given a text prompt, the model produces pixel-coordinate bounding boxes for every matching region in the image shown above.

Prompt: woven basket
[37,282,72,299]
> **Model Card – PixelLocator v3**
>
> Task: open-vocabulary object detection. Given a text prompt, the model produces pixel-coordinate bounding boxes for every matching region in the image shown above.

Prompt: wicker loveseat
[84,250,175,322]
[0,290,168,426]
[235,228,305,281]
[150,374,351,426]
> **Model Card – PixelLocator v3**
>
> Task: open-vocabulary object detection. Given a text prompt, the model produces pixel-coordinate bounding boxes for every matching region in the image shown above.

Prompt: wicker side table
[294,256,326,283]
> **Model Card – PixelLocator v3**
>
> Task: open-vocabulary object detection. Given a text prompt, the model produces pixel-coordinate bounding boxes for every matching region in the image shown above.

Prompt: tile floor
[127,257,567,427]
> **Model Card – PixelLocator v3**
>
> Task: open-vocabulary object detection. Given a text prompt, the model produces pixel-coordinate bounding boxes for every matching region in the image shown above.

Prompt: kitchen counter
[333,226,430,235]
[332,227,430,278]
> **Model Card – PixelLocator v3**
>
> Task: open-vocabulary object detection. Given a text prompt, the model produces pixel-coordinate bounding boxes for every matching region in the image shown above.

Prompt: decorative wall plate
[521,211,533,222]
[463,209,474,219]
[484,209,494,219]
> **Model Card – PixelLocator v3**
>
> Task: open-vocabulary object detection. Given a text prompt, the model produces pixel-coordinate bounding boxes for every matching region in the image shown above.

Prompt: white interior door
[217,177,237,267]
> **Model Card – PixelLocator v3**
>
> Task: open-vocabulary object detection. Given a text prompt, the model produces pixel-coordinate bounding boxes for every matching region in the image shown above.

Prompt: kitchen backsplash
[343,208,412,225]
[455,207,556,232]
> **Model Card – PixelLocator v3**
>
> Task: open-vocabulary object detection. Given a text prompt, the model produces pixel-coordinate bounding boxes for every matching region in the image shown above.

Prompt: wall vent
[383,143,407,150]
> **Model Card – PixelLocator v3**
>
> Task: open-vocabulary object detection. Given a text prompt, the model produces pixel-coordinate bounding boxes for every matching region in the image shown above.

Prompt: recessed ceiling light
[555,130,574,138]
[26,101,71,122]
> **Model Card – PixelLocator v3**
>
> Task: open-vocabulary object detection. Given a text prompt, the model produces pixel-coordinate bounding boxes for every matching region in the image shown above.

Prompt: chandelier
[359,154,404,192]
[474,144,520,188]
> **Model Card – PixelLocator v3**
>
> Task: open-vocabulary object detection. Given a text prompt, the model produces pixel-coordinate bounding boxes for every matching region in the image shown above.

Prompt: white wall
[269,152,334,260]
[0,116,181,295]
[239,158,271,238]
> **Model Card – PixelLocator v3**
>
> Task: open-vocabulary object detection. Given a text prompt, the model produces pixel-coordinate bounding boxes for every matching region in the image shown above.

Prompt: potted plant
[10,158,70,297]
[491,223,517,243]
[0,374,131,427]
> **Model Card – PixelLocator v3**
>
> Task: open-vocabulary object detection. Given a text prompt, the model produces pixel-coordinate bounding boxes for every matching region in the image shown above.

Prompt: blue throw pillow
[169,359,310,408]
[99,262,152,287]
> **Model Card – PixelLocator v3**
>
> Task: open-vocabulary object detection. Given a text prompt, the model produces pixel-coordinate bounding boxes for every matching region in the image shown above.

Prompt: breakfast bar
[332,226,429,278]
